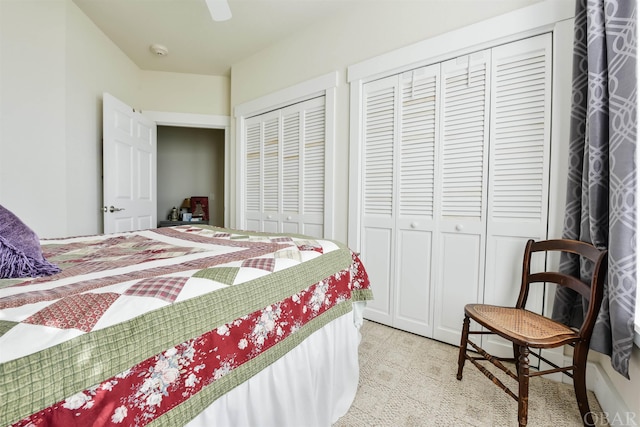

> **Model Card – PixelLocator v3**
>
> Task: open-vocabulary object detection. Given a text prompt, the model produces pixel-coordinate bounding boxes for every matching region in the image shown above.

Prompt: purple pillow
[0,204,60,279]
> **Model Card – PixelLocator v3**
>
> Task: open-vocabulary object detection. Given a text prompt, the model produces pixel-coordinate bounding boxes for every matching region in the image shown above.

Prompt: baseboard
[540,349,637,426]
[589,362,638,426]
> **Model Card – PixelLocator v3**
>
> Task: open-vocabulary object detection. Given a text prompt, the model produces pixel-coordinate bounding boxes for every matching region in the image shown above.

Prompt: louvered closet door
[299,97,326,237]
[262,114,281,232]
[245,120,261,232]
[483,34,552,356]
[244,110,281,233]
[243,97,326,236]
[393,65,439,336]
[433,50,491,346]
[279,96,325,237]
[281,106,301,234]
[360,75,398,325]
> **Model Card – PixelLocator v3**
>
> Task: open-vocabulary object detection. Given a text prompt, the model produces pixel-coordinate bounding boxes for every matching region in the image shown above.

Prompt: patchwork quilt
[0,226,371,426]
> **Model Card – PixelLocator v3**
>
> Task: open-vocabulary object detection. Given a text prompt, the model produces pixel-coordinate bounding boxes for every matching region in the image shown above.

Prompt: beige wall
[228,0,545,242]
[231,0,546,106]
[0,0,636,420]
[65,0,142,237]
[0,0,230,238]
[0,0,141,238]
[1,0,69,237]
[228,0,638,421]
[139,71,229,116]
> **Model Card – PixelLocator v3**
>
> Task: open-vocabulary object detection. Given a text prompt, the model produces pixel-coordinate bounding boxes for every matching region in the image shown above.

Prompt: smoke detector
[149,44,169,57]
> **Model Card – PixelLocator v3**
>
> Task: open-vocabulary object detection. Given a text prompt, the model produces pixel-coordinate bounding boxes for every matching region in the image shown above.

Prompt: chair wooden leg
[456,315,470,380]
[573,343,594,426]
[513,343,520,376]
[517,346,530,427]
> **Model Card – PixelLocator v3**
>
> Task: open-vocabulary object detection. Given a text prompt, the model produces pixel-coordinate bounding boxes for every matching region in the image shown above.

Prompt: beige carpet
[335,320,608,427]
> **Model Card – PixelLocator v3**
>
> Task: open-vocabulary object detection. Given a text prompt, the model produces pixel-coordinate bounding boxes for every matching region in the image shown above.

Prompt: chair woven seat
[456,239,608,427]
[465,304,577,345]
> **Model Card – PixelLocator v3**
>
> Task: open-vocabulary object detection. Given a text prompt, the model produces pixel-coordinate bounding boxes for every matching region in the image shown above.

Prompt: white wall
[228,0,545,242]
[228,0,638,421]
[0,0,140,238]
[65,1,142,237]
[139,71,229,115]
[0,0,230,238]
[1,0,68,237]
[0,0,636,419]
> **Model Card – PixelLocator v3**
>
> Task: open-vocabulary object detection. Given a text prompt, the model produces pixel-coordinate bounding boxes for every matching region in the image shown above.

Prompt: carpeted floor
[335,320,608,427]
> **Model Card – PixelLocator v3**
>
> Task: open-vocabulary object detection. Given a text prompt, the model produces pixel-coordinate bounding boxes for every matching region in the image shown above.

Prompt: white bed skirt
[186,304,364,427]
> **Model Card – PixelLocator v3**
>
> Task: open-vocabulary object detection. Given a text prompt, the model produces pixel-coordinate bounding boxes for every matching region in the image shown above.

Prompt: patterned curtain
[552,0,637,378]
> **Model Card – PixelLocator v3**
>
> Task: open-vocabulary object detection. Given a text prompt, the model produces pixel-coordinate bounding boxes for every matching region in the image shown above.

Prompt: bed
[0,216,372,426]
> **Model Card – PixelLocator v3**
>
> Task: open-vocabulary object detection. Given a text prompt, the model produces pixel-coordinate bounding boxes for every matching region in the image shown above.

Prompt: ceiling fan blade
[205,0,232,22]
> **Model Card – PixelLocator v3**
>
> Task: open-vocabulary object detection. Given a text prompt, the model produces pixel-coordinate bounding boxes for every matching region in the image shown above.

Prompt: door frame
[143,111,231,227]
[347,1,575,253]
[234,72,338,240]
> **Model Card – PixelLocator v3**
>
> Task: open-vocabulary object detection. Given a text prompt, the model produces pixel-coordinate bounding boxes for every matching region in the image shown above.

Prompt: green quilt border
[1,233,358,425]
[0,320,17,338]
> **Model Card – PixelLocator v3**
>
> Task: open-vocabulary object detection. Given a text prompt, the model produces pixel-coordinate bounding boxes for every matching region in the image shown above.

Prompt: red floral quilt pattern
[13,261,363,427]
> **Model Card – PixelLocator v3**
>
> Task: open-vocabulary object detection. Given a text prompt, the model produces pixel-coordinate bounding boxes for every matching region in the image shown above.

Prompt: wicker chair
[456,239,608,427]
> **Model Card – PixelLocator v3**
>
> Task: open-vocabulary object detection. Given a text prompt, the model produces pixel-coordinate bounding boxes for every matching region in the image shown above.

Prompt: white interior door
[103,92,157,234]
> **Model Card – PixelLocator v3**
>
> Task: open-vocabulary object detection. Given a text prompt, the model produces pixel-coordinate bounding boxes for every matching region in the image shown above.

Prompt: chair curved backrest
[515,239,608,341]
[458,238,608,426]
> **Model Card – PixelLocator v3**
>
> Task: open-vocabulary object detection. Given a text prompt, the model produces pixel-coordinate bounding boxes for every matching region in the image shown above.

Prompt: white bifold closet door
[482,33,553,356]
[432,49,492,345]
[433,34,552,350]
[360,64,439,336]
[244,96,326,238]
[359,33,552,349]
[394,66,439,335]
[360,75,398,327]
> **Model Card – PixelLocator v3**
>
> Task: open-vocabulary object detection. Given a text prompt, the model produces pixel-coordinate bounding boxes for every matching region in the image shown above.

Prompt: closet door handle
[286,216,292,220]
[455,224,463,231]
[410,222,418,229]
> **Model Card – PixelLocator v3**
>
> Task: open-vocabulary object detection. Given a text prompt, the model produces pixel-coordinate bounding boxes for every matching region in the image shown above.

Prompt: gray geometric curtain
[552,0,637,378]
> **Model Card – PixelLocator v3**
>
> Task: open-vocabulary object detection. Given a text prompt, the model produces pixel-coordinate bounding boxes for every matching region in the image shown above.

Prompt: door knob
[108,206,125,213]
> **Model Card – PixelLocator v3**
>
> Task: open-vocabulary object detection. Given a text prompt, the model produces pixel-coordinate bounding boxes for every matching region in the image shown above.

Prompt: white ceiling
[72,0,363,76]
